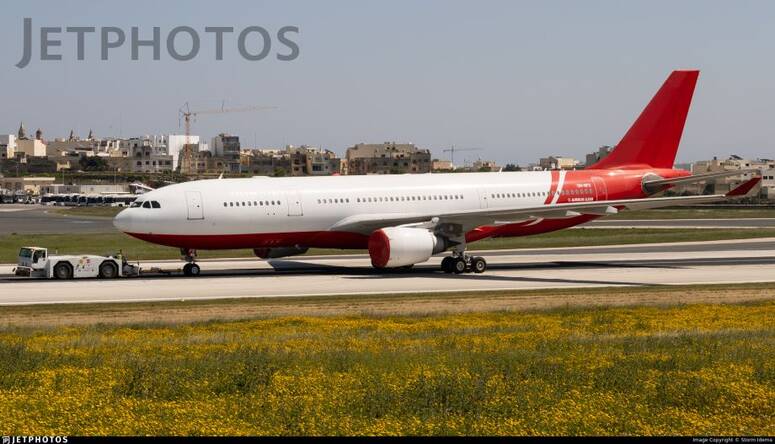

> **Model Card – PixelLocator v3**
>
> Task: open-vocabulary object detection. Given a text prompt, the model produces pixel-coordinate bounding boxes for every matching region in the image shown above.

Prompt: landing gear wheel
[183,263,201,276]
[452,257,467,274]
[99,262,118,279]
[472,257,487,274]
[441,256,454,273]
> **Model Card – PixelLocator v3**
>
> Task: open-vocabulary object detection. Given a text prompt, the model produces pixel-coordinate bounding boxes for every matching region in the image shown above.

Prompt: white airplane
[114,70,760,276]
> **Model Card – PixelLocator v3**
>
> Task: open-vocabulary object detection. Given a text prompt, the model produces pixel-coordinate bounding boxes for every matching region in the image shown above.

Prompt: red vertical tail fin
[590,70,699,170]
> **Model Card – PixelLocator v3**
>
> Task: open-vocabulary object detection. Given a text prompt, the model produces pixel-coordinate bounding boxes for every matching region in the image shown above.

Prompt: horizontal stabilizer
[725,177,761,197]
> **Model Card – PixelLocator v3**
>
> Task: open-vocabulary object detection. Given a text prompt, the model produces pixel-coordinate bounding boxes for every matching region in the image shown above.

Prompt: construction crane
[178,102,278,173]
[442,146,483,165]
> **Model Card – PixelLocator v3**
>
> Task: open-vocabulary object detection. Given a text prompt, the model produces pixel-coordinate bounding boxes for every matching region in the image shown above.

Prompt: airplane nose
[113,209,133,232]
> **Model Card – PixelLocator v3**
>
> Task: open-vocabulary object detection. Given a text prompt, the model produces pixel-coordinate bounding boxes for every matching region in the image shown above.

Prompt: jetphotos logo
[2,438,68,444]
[15,17,300,68]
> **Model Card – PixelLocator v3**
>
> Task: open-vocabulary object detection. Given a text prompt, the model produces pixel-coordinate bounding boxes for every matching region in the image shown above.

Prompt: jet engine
[253,246,309,259]
[368,227,448,268]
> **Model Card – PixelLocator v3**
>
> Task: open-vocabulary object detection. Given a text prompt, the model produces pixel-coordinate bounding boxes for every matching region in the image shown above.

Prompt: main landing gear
[181,248,201,277]
[440,254,487,274]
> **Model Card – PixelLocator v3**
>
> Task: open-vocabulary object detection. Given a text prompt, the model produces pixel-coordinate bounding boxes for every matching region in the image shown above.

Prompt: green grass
[608,208,775,220]
[0,301,772,435]
[2,228,775,263]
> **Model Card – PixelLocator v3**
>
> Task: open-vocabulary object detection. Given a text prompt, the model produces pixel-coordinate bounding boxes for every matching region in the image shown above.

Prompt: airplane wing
[642,169,758,193]
[330,177,761,235]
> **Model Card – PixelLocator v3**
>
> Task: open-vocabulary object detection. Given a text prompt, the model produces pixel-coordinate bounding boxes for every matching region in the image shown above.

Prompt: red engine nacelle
[368,227,447,268]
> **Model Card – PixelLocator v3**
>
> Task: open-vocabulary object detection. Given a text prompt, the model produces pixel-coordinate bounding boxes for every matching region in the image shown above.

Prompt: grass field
[2,228,775,263]
[53,206,775,220]
[0,298,772,435]
[606,208,775,220]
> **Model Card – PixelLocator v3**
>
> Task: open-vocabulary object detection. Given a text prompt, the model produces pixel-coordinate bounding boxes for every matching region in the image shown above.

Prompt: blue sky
[1,0,773,165]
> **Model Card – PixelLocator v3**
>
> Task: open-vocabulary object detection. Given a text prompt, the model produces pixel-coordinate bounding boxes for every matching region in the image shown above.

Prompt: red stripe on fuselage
[544,170,560,205]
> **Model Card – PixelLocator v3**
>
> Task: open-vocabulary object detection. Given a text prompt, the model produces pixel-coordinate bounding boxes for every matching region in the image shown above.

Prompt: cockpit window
[130,200,142,208]
[142,201,151,209]
[151,201,160,209]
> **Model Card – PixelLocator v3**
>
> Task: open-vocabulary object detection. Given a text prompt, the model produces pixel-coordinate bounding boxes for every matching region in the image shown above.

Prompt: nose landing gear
[181,248,201,276]
[440,254,487,274]
[182,262,201,276]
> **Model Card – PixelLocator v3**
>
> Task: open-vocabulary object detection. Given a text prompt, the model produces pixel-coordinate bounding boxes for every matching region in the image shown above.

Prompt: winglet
[726,177,761,197]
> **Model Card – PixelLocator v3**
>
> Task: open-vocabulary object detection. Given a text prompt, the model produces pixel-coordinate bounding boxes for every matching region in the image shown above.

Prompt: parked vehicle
[14,247,140,279]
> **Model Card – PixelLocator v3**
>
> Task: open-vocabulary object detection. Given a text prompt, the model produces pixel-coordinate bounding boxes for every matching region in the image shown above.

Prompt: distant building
[585,146,612,168]
[211,134,241,173]
[241,145,340,176]
[15,138,47,157]
[0,176,56,195]
[177,143,220,175]
[167,134,204,171]
[241,148,281,176]
[46,138,100,157]
[690,155,771,195]
[345,142,431,175]
[673,162,693,172]
[539,156,579,170]
[0,135,16,159]
[432,159,455,172]
[107,136,173,173]
[761,168,775,200]
[472,159,501,172]
[301,146,341,176]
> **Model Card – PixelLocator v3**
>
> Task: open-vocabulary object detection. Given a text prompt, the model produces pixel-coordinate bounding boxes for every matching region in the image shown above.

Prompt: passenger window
[151,201,160,209]
[223,202,227,207]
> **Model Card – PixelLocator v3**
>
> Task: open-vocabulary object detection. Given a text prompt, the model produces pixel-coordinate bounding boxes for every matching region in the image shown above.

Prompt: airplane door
[286,191,303,216]
[477,188,489,209]
[185,191,204,220]
[592,177,608,201]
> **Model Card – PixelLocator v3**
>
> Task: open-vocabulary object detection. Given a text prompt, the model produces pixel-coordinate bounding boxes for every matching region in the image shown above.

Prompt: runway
[1,237,773,305]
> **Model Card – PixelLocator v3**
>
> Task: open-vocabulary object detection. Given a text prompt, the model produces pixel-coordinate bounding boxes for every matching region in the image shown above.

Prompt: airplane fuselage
[114,167,686,251]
